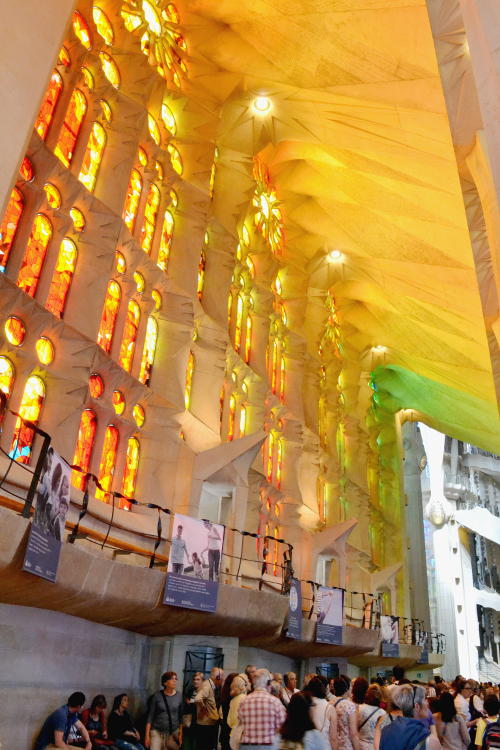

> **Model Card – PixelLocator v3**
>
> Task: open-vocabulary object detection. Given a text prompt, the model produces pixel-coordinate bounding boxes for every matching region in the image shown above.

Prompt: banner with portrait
[163,514,225,613]
[380,615,400,657]
[286,578,302,639]
[316,586,343,644]
[23,447,70,582]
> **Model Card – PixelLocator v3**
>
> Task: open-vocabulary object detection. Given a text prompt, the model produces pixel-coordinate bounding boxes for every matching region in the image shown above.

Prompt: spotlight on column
[253,96,272,114]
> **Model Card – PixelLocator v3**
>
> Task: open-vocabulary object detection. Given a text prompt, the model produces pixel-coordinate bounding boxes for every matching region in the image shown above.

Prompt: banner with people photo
[163,514,225,613]
[316,586,343,644]
[23,447,70,582]
[287,578,302,639]
[380,615,400,657]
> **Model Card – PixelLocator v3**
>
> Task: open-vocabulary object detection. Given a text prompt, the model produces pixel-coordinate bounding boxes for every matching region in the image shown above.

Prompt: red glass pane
[71,409,97,489]
[45,238,77,318]
[54,88,87,167]
[97,280,121,353]
[19,157,34,182]
[89,373,104,398]
[17,214,53,297]
[34,70,63,141]
[0,187,24,271]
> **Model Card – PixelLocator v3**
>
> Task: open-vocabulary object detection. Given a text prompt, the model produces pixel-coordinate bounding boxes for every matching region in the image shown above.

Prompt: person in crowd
[433,691,469,750]
[170,525,189,575]
[305,677,337,748]
[227,673,251,745]
[194,667,224,750]
[388,666,406,694]
[144,671,183,750]
[413,686,437,738]
[245,665,257,691]
[355,684,386,750]
[376,684,440,750]
[219,671,239,750]
[81,695,113,748]
[271,680,283,699]
[238,668,286,749]
[273,691,329,750]
[426,683,437,700]
[282,672,299,706]
[183,672,204,750]
[107,694,145,750]
[304,674,318,689]
[332,676,360,750]
[469,681,485,721]
[35,692,91,750]
[453,679,478,728]
[475,694,499,749]
[352,679,369,709]
[273,674,284,690]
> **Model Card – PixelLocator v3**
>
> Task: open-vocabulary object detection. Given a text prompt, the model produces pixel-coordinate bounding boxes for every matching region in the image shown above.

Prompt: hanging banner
[22,447,70,582]
[163,514,225,613]
[286,578,302,639]
[380,615,400,657]
[316,586,343,644]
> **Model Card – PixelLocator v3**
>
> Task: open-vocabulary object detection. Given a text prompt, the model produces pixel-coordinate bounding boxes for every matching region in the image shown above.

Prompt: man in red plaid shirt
[238,668,286,748]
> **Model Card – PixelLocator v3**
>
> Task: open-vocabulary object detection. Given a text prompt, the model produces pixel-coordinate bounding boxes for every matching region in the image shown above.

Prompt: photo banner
[23,447,70,582]
[286,578,302,639]
[316,586,343,644]
[163,514,225,613]
[381,615,400,657]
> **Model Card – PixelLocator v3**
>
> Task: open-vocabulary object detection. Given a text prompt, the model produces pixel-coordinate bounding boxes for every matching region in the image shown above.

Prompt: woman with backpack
[355,685,387,750]
[475,695,499,750]
[434,691,470,750]
[272,692,329,750]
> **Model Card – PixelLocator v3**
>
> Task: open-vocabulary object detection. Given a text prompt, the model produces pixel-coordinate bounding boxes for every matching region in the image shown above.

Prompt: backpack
[482,720,500,750]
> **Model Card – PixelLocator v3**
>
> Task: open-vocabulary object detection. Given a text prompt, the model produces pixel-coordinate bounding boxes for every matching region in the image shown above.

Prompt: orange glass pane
[70,207,86,232]
[0,187,24,271]
[140,183,160,254]
[184,350,194,409]
[121,436,140,508]
[115,251,126,274]
[17,214,53,297]
[97,280,121,353]
[122,168,142,233]
[119,300,140,372]
[227,394,236,441]
[34,70,63,141]
[196,249,206,301]
[99,51,120,88]
[4,316,25,346]
[92,6,114,45]
[0,356,15,397]
[279,354,286,402]
[54,89,87,168]
[19,157,34,182]
[58,46,71,68]
[79,121,106,192]
[112,390,125,415]
[133,403,145,427]
[244,314,252,363]
[276,438,283,488]
[139,316,157,385]
[45,237,77,318]
[89,372,104,398]
[35,337,55,365]
[43,183,62,209]
[95,424,119,501]
[71,408,97,489]
[73,11,93,49]
[10,375,45,464]
[157,209,174,271]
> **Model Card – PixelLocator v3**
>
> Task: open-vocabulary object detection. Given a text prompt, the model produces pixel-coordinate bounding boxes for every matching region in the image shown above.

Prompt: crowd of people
[34,665,500,750]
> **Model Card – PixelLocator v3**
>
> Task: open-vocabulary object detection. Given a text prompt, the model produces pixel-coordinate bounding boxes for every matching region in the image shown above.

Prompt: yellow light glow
[99,52,120,88]
[43,183,62,210]
[115,251,126,274]
[5,316,26,346]
[100,99,112,124]
[92,6,114,46]
[253,96,271,114]
[35,337,55,365]
[167,144,183,175]
[112,389,125,415]
[142,0,162,34]
[152,289,162,310]
[134,271,145,293]
[121,9,141,31]
[154,160,164,180]
[161,102,176,135]
[328,249,343,261]
[70,207,86,232]
[138,146,148,167]
[148,114,161,145]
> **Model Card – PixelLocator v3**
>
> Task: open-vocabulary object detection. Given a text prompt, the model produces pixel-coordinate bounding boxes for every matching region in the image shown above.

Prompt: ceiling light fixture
[328,249,343,261]
[253,96,272,114]
[372,345,386,352]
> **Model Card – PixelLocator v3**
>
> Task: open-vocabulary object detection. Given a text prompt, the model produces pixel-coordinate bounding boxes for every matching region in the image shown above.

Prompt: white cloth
[310,698,335,739]
[272,728,329,750]
[454,694,471,722]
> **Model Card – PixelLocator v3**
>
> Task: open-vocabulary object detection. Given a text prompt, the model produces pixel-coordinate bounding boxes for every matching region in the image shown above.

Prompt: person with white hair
[238,668,286,749]
[376,685,441,750]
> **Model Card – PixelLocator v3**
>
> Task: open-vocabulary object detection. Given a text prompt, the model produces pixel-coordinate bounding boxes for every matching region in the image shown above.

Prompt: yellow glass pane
[112,390,125,415]
[184,351,194,409]
[121,436,140,501]
[142,0,161,34]
[141,183,160,254]
[45,237,78,318]
[78,121,106,192]
[10,375,45,464]
[148,114,161,145]
[154,160,164,180]
[92,6,114,45]
[5,316,26,346]
[121,9,141,31]
[161,102,176,135]
[115,251,126,274]
[139,316,157,385]
[35,337,55,365]
[70,207,86,232]
[167,144,182,175]
[133,271,145,292]
[0,356,15,397]
[152,289,162,310]
[122,168,142,232]
[164,4,180,23]
[169,189,178,209]
[58,46,71,68]
[81,66,94,92]
[99,52,120,88]
[100,99,112,124]
[138,146,148,167]
[73,11,93,50]
[43,183,61,210]
[133,403,145,427]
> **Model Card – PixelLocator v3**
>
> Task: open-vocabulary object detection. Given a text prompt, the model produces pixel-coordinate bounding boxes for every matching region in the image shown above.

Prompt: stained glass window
[92,6,114,45]
[34,70,63,141]
[89,373,104,398]
[140,183,160,254]
[54,89,87,168]
[99,52,120,88]
[161,103,176,135]
[35,337,55,365]
[70,207,86,232]
[184,350,194,409]
[97,280,121,352]
[0,187,24,272]
[17,213,53,297]
[133,403,145,427]
[5,316,26,346]
[266,432,274,482]
[95,424,119,501]
[239,402,247,437]
[227,394,236,441]
[73,11,93,49]
[121,436,140,506]
[43,183,62,209]
[100,99,112,124]
[139,316,157,385]
[234,294,243,353]
[276,438,283,489]
[119,300,140,372]
[10,375,45,464]
[0,356,15,397]
[148,114,161,145]
[45,237,78,318]
[197,249,206,301]
[58,46,71,68]
[157,209,174,271]
[123,168,142,233]
[81,66,95,91]
[71,408,97,489]
[152,289,162,310]
[112,390,125,415]
[79,122,106,192]
[133,271,145,293]
[19,157,34,182]
[167,143,182,175]
[244,314,252,363]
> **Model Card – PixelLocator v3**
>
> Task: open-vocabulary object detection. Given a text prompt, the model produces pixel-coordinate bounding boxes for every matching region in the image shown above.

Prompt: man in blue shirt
[35,692,91,750]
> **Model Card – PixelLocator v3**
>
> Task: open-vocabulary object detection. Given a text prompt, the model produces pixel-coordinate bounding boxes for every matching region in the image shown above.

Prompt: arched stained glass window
[140,183,160,254]
[270,338,279,394]
[73,11,93,49]
[119,299,140,372]
[78,122,106,192]
[234,294,244,353]
[121,436,140,507]
[184,350,194,409]
[71,408,97,489]
[276,438,283,489]
[0,187,24,272]
[157,209,174,271]
[10,375,45,464]
[0,356,15,397]
[99,52,120,88]
[244,314,252,364]
[139,316,157,386]
[92,7,114,45]
[239,402,247,438]
[265,432,274,483]
[54,88,87,168]
[34,70,63,141]
[17,213,53,297]
[95,424,119,501]
[122,168,142,233]
[227,394,236,441]
[97,280,121,353]
[197,249,206,301]
[45,237,78,318]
